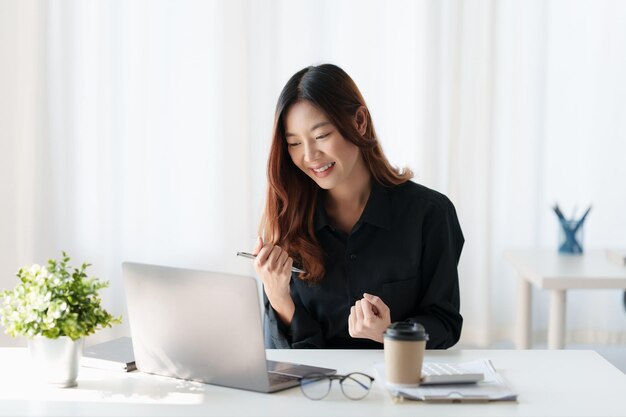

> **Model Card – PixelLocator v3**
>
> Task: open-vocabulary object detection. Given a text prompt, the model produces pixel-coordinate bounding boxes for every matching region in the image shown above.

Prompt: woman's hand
[252,236,295,325]
[348,293,391,343]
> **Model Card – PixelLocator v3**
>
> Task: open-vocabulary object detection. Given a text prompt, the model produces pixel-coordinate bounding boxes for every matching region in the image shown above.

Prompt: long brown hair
[260,64,413,282]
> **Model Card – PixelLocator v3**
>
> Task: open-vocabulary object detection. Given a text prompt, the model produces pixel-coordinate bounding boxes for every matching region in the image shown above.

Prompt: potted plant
[0,252,121,387]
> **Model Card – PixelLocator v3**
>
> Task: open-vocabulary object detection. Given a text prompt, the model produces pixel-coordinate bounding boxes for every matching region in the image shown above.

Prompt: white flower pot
[27,335,84,388]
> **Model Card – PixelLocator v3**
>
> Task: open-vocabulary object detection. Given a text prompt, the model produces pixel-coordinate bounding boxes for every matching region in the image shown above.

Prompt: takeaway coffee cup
[383,322,429,386]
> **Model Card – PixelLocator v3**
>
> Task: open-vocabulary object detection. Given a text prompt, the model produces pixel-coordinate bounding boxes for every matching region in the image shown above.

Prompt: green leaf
[0,252,121,340]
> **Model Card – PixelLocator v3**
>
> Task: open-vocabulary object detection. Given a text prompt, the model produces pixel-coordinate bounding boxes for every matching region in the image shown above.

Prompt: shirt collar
[314,180,392,232]
[360,180,392,230]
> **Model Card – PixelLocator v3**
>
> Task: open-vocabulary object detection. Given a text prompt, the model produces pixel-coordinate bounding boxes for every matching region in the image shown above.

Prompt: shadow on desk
[75,371,208,404]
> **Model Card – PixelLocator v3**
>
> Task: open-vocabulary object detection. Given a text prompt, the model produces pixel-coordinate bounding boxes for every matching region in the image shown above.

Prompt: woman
[252,64,464,349]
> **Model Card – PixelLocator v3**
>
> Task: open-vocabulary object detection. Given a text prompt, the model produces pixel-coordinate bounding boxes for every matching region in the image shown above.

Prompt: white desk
[1,348,625,416]
[506,249,626,349]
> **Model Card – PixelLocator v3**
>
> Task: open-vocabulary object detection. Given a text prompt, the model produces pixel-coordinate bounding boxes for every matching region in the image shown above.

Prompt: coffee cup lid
[384,322,429,341]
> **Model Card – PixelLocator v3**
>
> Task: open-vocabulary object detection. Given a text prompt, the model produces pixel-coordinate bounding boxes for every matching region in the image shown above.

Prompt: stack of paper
[374,359,517,403]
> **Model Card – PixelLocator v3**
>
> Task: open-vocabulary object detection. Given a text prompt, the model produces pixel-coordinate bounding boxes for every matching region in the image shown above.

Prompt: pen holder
[558,219,584,254]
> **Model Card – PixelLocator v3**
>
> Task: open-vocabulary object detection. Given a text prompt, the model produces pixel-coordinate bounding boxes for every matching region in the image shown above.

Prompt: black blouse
[264,180,464,349]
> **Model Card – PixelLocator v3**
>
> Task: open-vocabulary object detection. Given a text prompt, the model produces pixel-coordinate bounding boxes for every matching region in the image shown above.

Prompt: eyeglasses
[299,372,375,400]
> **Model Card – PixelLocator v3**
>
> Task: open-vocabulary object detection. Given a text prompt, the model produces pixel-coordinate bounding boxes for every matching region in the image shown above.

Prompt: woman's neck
[325,159,372,211]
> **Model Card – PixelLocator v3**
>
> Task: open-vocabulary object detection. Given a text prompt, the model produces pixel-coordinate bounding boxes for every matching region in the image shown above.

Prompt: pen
[236,251,306,274]
[572,205,592,233]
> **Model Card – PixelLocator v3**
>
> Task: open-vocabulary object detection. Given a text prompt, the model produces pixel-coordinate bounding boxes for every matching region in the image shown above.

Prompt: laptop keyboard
[268,372,300,385]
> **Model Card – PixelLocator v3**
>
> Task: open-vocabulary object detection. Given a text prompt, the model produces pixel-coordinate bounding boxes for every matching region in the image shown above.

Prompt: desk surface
[505,248,626,289]
[1,348,625,417]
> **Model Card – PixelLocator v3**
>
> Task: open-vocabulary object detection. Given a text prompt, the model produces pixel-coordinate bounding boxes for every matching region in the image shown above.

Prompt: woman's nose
[303,142,321,162]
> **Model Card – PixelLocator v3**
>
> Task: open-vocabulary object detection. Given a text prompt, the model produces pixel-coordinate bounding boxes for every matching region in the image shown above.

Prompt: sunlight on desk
[1,349,206,405]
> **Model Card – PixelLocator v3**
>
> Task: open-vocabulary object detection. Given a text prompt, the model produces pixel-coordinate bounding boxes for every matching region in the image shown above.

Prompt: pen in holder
[553,204,591,255]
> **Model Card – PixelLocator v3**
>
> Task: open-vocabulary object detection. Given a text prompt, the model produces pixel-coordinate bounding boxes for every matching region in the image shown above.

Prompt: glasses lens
[340,373,372,400]
[300,373,330,400]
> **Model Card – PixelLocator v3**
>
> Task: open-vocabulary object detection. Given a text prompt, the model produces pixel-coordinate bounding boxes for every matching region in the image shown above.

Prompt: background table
[505,248,626,349]
[1,348,625,416]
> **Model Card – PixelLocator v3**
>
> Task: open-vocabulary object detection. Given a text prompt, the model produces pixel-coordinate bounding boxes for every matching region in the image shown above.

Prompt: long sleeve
[263,276,326,349]
[264,180,464,350]
[407,199,464,349]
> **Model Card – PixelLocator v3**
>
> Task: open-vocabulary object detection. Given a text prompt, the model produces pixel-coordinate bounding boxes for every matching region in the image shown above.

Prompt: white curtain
[1,0,625,348]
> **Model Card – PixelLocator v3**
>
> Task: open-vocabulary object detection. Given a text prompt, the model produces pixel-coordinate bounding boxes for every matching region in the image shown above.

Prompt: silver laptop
[122,262,336,393]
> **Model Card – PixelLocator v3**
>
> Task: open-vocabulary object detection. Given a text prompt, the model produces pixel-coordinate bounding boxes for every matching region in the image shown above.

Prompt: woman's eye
[288,142,300,148]
[315,133,329,140]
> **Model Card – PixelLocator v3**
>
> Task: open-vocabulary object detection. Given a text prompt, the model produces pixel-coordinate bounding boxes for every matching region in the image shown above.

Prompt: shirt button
[350,254,357,261]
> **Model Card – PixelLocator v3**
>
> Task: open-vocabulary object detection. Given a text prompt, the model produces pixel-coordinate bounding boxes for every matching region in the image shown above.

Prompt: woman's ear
[354,106,368,136]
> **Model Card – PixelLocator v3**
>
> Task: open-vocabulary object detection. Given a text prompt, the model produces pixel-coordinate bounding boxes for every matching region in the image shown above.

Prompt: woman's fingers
[363,293,390,316]
[257,244,289,272]
[349,295,391,342]
[268,246,287,270]
[280,256,293,274]
[255,243,274,267]
[252,236,263,256]
[277,250,289,269]
[360,298,375,322]
[355,300,364,324]
[348,306,356,336]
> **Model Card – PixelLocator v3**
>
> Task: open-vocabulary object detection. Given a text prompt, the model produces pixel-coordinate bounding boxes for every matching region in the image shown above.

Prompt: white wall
[1,0,625,347]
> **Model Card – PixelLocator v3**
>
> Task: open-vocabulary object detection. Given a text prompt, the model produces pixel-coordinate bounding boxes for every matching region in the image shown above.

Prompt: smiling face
[284,100,365,191]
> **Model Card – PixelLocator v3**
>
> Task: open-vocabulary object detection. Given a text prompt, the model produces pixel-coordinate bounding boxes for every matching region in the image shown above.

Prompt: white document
[374,359,517,403]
